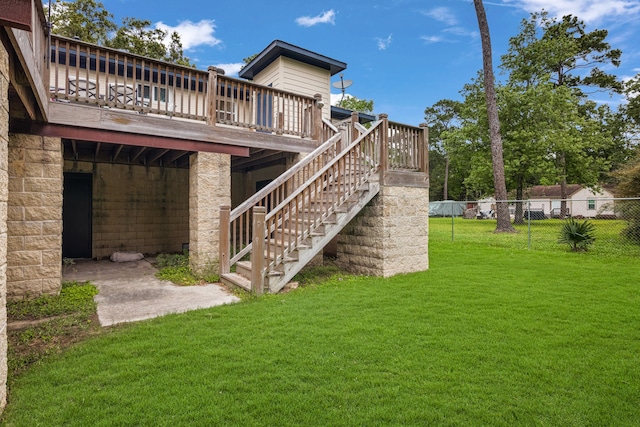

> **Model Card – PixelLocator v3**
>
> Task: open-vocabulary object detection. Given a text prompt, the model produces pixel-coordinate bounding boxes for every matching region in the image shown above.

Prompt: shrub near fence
[430,198,640,257]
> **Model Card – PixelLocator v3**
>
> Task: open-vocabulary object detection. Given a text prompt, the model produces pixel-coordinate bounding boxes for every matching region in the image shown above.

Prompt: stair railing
[220,121,345,275]
[249,117,387,292]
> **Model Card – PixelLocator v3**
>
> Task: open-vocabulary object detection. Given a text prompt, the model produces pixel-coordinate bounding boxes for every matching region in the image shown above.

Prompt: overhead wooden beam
[8,48,38,120]
[232,152,288,171]
[148,149,169,164]
[130,147,146,163]
[163,150,188,164]
[232,151,284,169]
[71,139,77,157]
[94,142,101,159]
[0,0,33,31]
[112,144,124,162]
[10,119,250,157]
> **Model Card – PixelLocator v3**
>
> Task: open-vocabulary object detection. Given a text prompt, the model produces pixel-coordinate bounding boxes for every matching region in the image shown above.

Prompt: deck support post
[251,206,267,295]
[419,123,429,174]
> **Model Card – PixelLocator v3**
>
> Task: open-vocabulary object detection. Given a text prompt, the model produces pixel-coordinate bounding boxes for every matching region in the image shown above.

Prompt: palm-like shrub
[558,218,596,252]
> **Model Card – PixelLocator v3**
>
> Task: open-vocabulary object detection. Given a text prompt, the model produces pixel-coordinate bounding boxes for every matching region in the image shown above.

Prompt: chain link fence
[429,198,640,257]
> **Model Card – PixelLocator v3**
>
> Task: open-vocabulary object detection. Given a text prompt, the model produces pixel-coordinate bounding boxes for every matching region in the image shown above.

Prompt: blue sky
[84,0,640,125]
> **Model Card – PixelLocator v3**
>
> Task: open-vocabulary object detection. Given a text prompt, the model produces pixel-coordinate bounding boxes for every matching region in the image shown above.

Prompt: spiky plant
[558,218,596,252]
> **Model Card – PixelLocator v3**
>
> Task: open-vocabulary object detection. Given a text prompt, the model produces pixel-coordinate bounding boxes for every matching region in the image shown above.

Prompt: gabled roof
[239,40,346,80]
[527,184,584,198]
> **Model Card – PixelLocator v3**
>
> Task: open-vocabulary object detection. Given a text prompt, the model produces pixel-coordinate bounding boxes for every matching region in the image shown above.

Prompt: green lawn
[3,235,640,426]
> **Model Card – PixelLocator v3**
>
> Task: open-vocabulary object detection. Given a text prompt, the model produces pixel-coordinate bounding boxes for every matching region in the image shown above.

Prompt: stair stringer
[266,178,381,293]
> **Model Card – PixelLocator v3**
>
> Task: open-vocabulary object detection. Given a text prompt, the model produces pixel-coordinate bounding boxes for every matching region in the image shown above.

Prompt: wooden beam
[71,139,77,157]
[0,0,33,31]
[164,150,188,164]
[148,149,169,163]
[130,147,146,163]
[94,142,101,159]
[8,49,38,120]
[232,151,285,170]
[10,119,250,157]
[48,102,317,154]
[112,144,124,162]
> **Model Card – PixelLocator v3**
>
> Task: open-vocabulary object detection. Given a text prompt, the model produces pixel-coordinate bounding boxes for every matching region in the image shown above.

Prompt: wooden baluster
[379,113,389,185]
[219,206,230,275]
[313,93,323,144]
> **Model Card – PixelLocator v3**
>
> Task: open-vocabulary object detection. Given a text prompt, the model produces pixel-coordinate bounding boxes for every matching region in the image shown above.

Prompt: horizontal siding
[281,57,330,119]
[253,59,281,88]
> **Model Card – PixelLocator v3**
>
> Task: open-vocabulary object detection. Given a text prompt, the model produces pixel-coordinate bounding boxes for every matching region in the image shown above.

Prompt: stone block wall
[336,185,429,277]
[7,135,63,299]
[64,161,189,258]
[0,38,10,412]
[189,152,230,276]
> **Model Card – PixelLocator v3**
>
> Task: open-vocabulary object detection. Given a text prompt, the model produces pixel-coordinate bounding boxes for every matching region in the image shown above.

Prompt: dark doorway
[63,173,92,258]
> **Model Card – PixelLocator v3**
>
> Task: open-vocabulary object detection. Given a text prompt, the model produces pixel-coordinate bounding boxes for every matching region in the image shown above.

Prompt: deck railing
[48,35,323,138]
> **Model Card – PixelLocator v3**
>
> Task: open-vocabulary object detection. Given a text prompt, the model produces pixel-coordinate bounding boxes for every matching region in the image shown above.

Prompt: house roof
[330,106,376,124]
[527,184,584,198]
[238,40,347,80]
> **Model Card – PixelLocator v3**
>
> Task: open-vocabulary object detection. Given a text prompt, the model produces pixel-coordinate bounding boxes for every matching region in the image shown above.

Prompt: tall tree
[424,99,462,200]
[501,12,623,216]
[47,0,117,45]
[473,0,514,232]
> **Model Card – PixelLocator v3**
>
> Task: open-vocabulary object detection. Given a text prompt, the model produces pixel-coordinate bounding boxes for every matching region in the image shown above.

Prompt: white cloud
[155,20,221,50]
[444,27,479,39]
[295,10,336,27]
[376,34,393,50]
[422,7,458,25]
[214,63,244,76]
[501,0,640,23]
[331,93,353,106]
[420,35,445,44]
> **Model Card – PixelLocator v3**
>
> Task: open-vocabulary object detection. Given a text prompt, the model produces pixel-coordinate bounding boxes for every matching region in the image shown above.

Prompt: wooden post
[206,66,218,126]
[277,112,284,135]
[313,93,323,144]
[419,123,429,174]
[251,206,267,295]
[350,110,359,150]
[379,113,389,185]
[219,205,231,275]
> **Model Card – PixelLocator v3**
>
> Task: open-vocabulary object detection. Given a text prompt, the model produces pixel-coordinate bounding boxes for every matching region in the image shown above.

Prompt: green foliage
[336,96,374,114]
[7,281,97,320]
[7,281,100,377]
[46,0,117,45]
[155,251,219,285]
[558,218,596,251]
[614,156,640,244]
[47,0,193,66]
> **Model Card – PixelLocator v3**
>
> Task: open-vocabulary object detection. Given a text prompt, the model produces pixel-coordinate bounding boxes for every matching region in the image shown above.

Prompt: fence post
[527,200,531,250]
[219,205,230,275]
[379,113,389,185]
[350,111,359,149]
[206,66,218,126]
[251,206,267,295]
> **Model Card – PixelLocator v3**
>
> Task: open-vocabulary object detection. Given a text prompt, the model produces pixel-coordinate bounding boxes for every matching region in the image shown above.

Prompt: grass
[155,251,219,286]
[6,281,101,378]
[2,231,640,425]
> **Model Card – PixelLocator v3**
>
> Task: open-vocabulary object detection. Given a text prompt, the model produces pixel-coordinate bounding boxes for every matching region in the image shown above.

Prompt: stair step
[236,260,252,278]
[221,272,251,291]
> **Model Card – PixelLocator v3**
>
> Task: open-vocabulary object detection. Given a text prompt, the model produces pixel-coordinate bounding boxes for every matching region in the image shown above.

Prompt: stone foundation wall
[7,135,63,299]
[337,185,429,277]
[189,152,230,276]
[64,161,189,258]
[0,37,10,411]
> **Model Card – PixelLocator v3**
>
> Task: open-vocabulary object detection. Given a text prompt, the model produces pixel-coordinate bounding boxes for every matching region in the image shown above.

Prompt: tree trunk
[443,156,450,201]
[473,0,515,232]
[513,182,524,225]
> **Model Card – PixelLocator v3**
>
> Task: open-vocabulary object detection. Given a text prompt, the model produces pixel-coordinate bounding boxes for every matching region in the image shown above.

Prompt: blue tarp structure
[429,201,467,217]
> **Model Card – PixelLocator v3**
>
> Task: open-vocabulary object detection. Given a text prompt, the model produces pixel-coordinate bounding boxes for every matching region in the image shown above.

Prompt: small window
[588,200,596,210]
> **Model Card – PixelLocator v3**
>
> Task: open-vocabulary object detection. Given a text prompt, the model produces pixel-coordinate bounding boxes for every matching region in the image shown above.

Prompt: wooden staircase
[219,114,426,294]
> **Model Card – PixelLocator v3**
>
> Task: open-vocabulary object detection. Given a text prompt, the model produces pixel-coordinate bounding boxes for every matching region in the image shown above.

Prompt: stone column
[0,37,10,412]
[336,184,429,277]
[189,152,230,276]
[7,135,63,298]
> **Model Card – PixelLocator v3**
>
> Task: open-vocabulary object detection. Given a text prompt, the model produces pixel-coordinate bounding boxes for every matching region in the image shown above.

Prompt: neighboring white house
[526,185,616,218]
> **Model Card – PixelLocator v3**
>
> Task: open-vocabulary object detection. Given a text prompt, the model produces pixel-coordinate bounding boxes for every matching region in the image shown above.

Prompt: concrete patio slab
[63,258,240,326]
